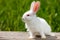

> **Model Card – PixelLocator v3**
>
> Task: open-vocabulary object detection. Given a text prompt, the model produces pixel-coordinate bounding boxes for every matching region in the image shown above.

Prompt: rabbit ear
[33,1,40,13]
[30,1,35,10]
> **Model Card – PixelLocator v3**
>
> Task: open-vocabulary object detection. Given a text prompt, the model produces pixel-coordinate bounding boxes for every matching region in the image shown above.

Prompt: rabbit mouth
[22,18,27,22]
[22,18,26,22]
[22,18,31,23]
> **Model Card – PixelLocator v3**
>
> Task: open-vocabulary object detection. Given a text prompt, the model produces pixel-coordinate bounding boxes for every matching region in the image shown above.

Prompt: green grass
[0,0,60,32]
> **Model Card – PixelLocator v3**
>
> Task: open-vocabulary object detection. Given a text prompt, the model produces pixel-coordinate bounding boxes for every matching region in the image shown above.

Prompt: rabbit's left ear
[30,1,35,10]
[33,1,40,13]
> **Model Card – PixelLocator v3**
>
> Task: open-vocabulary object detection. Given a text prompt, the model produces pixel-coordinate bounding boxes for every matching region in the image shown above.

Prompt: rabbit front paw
[29,36,35,39]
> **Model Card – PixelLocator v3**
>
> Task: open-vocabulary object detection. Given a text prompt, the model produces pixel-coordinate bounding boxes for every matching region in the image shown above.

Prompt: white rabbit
[22,1,55,39]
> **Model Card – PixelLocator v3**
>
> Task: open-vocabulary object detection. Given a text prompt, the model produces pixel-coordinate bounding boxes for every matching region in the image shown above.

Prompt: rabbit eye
[27,14,30,16]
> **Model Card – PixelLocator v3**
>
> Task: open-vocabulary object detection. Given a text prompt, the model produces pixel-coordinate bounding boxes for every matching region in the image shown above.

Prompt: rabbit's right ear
[30,1,35,10]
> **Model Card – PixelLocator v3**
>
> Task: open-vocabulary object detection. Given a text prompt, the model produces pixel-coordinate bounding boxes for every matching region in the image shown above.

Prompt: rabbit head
[22,1,40,22]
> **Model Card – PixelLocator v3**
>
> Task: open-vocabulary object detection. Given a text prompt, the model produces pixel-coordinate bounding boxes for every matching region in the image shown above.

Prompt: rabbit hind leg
[46,32,55,36]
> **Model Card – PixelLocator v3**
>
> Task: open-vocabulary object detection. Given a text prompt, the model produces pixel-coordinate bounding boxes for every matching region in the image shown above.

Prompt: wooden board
[0,31,60,40]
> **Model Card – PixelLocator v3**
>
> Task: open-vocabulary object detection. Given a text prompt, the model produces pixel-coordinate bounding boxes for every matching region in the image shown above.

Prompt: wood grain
[0,32,59,40]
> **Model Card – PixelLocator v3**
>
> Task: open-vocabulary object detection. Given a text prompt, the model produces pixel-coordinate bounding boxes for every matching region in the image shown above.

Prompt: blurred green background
[0,0,60,32]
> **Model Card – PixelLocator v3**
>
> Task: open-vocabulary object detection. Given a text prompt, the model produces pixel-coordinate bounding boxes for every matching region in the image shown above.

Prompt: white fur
[22,1,55,39]
[30,1,35,10]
